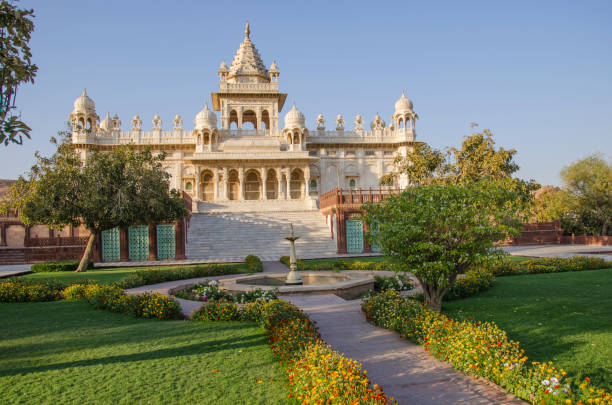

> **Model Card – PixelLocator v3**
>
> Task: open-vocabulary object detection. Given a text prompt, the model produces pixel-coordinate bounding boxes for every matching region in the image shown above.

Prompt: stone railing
[218,82,279,93]
[319,187,404,210]
[306,128,415,143]
[221,129,269,137]
[72,131,196,145]
[24,236,89,247]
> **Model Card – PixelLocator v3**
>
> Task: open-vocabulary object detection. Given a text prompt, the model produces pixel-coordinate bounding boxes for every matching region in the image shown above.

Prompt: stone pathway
[284,294,524,405]
[0,264,31,279]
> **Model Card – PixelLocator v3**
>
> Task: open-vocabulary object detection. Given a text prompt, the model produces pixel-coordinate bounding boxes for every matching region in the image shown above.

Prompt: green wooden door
[370,222,382,252]
[156,224,176,260]
[101,227,120,262]
[346,219,364,253]
[128,225,149,261]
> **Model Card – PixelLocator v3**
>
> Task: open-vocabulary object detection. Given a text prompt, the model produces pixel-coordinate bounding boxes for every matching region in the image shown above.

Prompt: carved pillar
[336,210,347,254]
[304,166,311,199]
[222,168,228,200]
[120,227,129,261]
[238,167,245,200]
[174,220,186,260]
[256,107,262,131]
[148,224,158,261]
[213,169,219,200]
[194,167,201,201]
[0,224,6,246]
[286,168,292,200]
[261,167,267,200]
[277,169,283,199]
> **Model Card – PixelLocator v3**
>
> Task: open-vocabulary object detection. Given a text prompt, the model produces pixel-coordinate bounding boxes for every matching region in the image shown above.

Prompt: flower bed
[485,256,611,277]
[190,298,396,404]
[64,283,181,320]
[0,279,69,302]
[362,290,612,405]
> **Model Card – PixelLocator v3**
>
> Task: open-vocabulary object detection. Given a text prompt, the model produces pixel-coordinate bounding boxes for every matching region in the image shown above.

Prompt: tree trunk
[75,232,96,273]
[425,290,443,312]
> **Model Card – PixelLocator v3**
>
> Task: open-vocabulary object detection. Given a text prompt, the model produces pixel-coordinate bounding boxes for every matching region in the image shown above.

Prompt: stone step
[186,208,336,260]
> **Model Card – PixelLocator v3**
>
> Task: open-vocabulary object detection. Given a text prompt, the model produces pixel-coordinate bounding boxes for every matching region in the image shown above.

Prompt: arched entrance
[244,170,261,200]
[266,169,278,200]
[290,169,305,199]
[200,171,214,201]
[228,170,240,200]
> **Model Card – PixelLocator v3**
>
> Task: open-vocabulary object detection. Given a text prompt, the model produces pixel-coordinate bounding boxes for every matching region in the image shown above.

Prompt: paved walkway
[503,244,612,261]
[284,294,524,405]
[0,264,31,279]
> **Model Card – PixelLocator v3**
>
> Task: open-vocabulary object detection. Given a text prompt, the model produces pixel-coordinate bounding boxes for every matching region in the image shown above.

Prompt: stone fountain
[284,223,302,285]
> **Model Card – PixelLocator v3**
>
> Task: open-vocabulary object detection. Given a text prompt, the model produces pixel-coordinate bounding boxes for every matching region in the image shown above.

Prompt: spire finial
[82,88,87,96]
[245,21,250,38]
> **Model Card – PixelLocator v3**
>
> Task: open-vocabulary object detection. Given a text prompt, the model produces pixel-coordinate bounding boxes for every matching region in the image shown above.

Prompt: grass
[298,256,388,265]
[22,262,247,284]
[444,268,612,390]
[0,301,287,404]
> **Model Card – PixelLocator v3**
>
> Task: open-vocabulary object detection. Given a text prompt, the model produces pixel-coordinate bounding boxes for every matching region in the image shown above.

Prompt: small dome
[100,112,112,131]
[269,61,279,73]
[394,90,413,113]
[219,60,228,72]
[284,103,306,128]
[194,103,217,129]
[370,113,386,130]
[73,88,95,113]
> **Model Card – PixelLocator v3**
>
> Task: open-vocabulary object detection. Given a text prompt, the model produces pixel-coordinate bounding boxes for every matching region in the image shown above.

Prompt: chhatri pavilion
[69,23,419,214]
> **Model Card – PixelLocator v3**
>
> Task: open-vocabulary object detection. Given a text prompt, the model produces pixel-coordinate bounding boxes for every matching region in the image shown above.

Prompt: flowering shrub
[235,288,277,304]
[176,280,234,302]
[373,274,414,293]
[191,301,241,321]
[64,283,181,320]
[0,279,68,302]
[362,291,612,405]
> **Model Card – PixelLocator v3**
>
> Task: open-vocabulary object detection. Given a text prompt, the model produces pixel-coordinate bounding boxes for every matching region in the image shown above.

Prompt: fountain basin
[219,271,374,300]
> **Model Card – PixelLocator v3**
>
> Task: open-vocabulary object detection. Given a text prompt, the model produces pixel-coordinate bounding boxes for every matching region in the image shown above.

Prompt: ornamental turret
[69,89,99,131]
[391,91,418,131]
[283,103,308,151]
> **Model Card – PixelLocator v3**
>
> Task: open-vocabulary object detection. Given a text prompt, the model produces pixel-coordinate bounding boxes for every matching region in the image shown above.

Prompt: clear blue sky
[2,0,611,186]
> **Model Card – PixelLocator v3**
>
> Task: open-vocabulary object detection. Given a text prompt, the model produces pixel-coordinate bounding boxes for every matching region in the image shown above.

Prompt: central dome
[284,103,305,128]
[194,103,217,129]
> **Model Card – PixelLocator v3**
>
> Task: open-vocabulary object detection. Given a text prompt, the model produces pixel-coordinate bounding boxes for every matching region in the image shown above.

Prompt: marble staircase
[186,200,337,261]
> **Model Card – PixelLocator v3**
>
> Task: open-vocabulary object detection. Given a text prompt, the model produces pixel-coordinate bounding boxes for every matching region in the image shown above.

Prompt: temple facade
[69,23,419,211]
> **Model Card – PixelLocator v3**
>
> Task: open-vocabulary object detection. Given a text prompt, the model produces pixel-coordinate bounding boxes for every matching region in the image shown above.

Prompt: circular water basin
[219,271,374,299]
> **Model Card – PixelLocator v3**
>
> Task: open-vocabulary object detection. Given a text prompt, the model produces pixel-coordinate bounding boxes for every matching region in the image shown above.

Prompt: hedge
[118,263,246,289]
[362,291,612,405]
[244,254,263,273]
[30,260,94,273]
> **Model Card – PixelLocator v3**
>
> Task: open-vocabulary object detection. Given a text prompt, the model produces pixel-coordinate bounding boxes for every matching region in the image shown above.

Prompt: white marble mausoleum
[69,23,419,212]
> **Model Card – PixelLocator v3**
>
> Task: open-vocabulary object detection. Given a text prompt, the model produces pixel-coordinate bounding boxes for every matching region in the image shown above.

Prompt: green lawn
[22,262,246,284]
[299,256,388,265]
[0,301,287,404]
[444,268,612,390]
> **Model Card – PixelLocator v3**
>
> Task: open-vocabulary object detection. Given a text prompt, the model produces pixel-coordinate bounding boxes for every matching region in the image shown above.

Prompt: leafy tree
[560,154,612,236]
[0,1,38,145]
[392,129,521,186]
[364,181,524,311]
[1,134,188,272]
[530,186,572,223]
